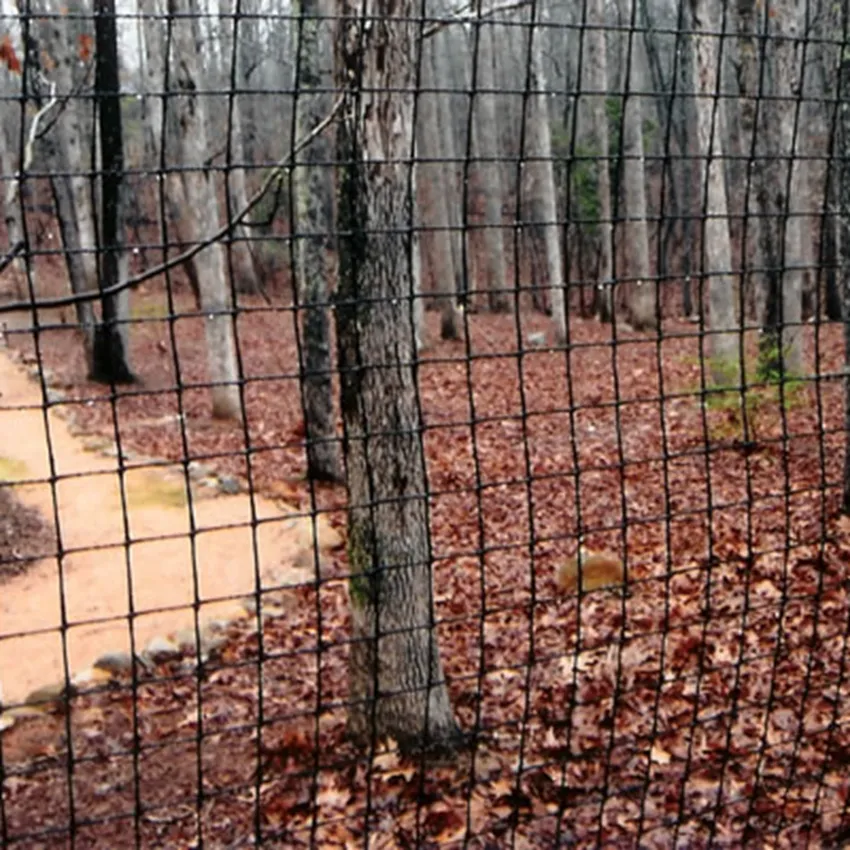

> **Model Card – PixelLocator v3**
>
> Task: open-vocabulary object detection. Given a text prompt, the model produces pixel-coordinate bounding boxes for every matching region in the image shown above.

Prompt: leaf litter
[2,298,850,846]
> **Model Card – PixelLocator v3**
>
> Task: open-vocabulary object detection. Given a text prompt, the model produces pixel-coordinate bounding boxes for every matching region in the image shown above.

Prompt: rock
[71,667,112,689]
[45,388,64,405]
[240,596,257,616]
[24,681,75,711]
[218,475,241,495]
[290,516,343,553]
[526,331,546,347]
[260,604,287,622]
[173,627,226,660]
[0,712,15,733]
[83,436,114,453]
[188,461,213,481]
[92,650,138,675]
[143,635,181,664]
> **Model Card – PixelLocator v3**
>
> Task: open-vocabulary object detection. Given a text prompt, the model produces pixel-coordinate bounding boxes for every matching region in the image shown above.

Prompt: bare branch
[423,0,530,38]
[0,94,344,312]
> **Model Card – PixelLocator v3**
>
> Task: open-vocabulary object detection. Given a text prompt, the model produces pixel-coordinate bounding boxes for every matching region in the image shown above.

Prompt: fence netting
[1,0,850,847]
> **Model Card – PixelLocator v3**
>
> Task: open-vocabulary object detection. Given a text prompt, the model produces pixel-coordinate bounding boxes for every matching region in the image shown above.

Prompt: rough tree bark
[168,0,242,420]
[90,0,134,384]
[334,0,460,753]
[691,0,739,383]
[291,0,342,482]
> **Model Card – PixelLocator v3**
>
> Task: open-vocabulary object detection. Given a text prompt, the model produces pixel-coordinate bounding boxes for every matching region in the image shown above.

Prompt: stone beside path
[0,347,343,729]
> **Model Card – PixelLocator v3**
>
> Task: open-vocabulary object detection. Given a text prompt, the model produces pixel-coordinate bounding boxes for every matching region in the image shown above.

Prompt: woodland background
[1,0,850,847]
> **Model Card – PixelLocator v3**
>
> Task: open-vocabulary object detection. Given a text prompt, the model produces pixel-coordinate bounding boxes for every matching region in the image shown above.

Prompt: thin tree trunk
[90,0,134,384]
[291,0,342,482]
[36,2,97,341]
[472,21,508,313]
[585,0,615,322]
[168,0,241,420]
[224,0,258,295]
[620,0,655,330]
[432,25,465,307]
[0,95,28,301]
[691,0,739,383]
[418,37,460,340]
[774,0,804,375]
[335,0,459,753]
[525,15,566,343]
[839,46,850,511]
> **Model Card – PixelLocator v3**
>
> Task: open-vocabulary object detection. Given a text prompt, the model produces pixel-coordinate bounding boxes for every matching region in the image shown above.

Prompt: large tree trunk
[472,21,509,313]
[584,0,615,322]
[334,0,460,753]
[291,0,342,483]
[168,0,241,420]
[691,0,739,383]
[90,0,134,384]
[620,0,655,330]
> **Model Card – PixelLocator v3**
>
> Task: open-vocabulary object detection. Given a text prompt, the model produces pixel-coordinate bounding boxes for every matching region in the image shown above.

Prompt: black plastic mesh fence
[1,0,850,847]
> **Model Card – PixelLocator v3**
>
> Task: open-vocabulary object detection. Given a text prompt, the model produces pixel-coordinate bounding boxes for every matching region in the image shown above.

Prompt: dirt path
[0,346,340,707]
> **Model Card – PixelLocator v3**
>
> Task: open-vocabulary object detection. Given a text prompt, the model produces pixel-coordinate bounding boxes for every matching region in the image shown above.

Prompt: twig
[0,94,344,314]
[423,0,530,37]
[0,241,25,276]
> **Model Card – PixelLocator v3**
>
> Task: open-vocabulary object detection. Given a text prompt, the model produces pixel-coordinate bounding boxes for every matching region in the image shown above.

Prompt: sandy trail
[0,346,337,706]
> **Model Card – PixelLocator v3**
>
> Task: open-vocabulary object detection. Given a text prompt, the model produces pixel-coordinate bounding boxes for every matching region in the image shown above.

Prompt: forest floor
[0,324,341,708]
[2,288,850,847]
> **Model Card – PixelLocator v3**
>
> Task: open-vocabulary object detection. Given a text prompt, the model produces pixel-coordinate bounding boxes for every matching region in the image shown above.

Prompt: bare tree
[90,0,134,383]
[583,0,615,322]
[417,27,460,340]
[222,0,259,295]
[840,36,850,512]
[691,0,739,383]
[523,11,566,343]
[471,19,508,313]
[334,0,460,752]
[737,0,804,374]
[167,0,241,420]
[36,0,97,338]
[291,0,342,482]
[619,0,656,330]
